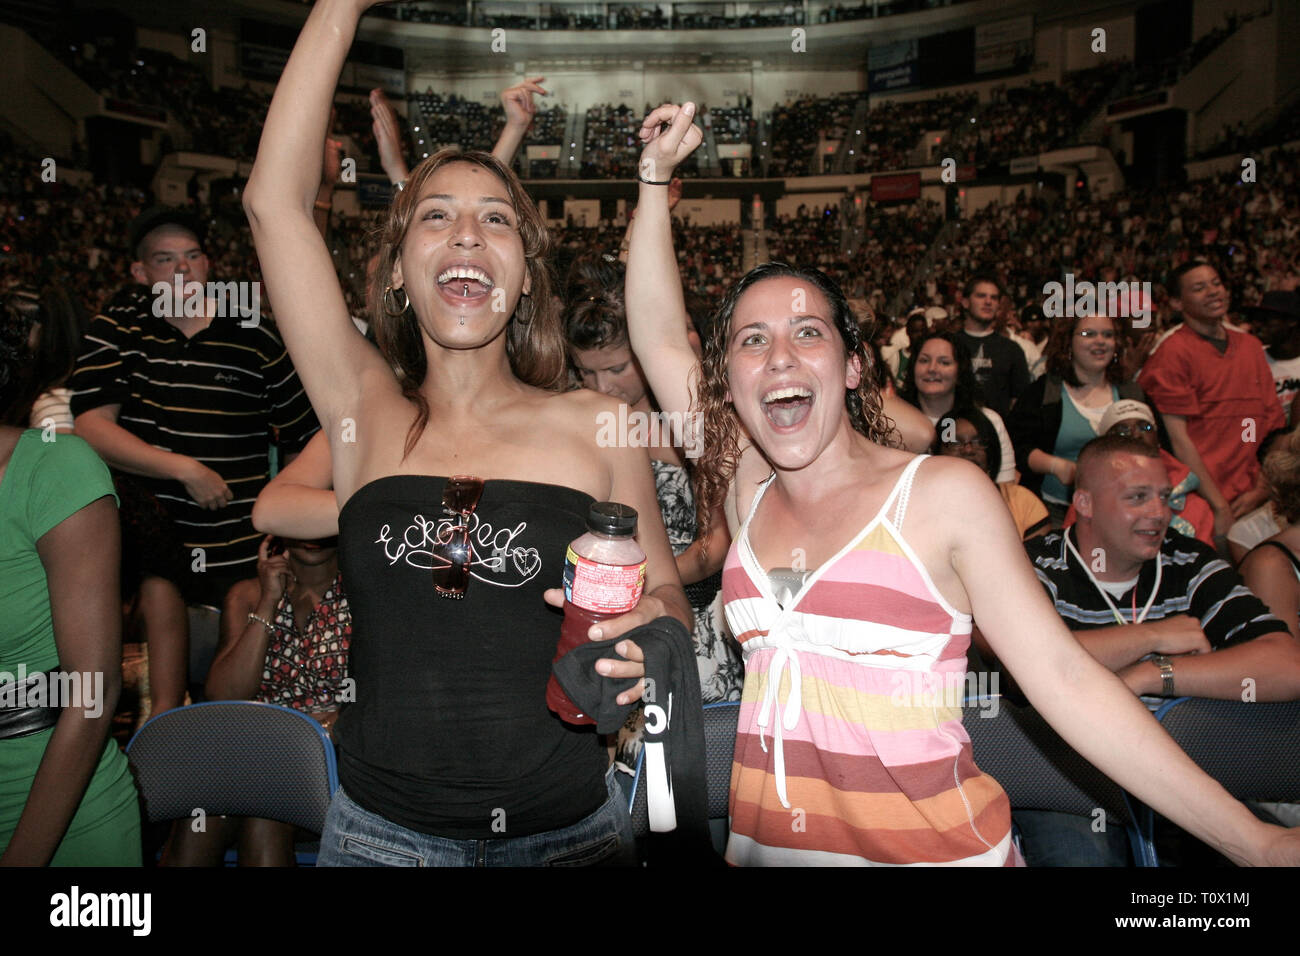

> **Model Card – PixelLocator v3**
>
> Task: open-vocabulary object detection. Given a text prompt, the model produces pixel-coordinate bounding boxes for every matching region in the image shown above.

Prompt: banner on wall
[974,15,1034,75]
[868,39,919,92]
[870,172,921,202]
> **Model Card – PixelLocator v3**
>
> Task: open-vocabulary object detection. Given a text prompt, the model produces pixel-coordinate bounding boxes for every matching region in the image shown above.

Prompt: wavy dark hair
[934,407,1002,480]
[898,330,984,413]
[694,262,899,546]
[1042,311,1125,387]
[366,148,564,458]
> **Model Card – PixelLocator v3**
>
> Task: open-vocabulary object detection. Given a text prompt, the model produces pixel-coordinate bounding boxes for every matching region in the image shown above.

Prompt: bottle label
[563,546,646,614]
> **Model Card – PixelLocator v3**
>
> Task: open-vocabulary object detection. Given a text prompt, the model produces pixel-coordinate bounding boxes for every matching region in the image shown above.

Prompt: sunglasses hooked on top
[432,476,485,599]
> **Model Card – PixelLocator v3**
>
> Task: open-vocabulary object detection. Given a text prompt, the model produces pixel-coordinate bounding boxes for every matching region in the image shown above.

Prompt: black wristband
[637,173,673,186]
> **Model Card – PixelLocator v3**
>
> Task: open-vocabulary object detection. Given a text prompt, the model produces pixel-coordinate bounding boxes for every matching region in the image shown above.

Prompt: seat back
[126,701,338,833]
[963,695,1134,826]
[1152,697,1300,801]
[629,701,738,838]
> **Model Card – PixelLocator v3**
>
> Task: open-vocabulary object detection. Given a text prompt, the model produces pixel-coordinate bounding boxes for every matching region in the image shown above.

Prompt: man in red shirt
[1139,260,1285,541]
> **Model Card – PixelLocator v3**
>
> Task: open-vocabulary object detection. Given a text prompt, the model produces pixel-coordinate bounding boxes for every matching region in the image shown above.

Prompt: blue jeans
[1012,810,1131,867]
[318,765,636,867]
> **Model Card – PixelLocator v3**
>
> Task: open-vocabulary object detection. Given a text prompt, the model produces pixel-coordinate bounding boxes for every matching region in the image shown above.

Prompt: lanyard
[1063,527,1162,626]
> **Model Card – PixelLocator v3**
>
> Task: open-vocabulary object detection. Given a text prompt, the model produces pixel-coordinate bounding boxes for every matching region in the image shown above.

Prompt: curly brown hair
[1042,311,1126,386]
[366,148,564,458]
[1263,426,1300,523]
[693,263,900,550]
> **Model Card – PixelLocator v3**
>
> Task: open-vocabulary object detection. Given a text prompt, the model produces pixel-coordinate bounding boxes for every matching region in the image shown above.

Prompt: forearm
[0,685,120,866]
[244,0,363,215]
[1165,419,1228,511]
[1127,636,1300,702]
[491,122,528,166]
[625,183,695,415]
[206,597,277,701]
[648,582,693,635]
[674,539,714,587]
[882,395,935,453]
[252,485,340,539]
[1071,624,1160,671]
[1026,448,1058,477]
[74,412,184,481]
[1024,644,1270,865]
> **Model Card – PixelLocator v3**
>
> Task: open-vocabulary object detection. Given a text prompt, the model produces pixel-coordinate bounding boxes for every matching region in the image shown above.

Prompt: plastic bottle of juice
[546,502,646,724]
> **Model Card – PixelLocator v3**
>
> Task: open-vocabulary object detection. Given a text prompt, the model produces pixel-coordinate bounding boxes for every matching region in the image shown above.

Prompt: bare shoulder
[907,455,1006,524]
[538,386,624,442]
[1240,541,1293,578]
[222,577,261,615]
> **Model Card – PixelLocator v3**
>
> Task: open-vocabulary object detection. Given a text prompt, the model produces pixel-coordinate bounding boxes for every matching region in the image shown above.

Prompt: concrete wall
[0,24,100,156]
[1177,13,1276,153]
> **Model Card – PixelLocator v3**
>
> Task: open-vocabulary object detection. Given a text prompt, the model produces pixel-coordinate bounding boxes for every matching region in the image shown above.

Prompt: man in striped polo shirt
[70,208,319,684]
[1016,434,1300,864]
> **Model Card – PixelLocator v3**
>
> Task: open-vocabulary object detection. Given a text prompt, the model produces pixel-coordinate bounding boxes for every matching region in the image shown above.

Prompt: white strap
[887,454,929,531]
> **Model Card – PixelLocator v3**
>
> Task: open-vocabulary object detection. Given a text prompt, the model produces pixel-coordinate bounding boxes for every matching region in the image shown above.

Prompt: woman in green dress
[0,295,140,866]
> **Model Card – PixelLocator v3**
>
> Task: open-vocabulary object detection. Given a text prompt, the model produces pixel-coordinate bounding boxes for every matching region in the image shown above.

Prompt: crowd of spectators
[852,92,977,174]
[582,103,649,179]
[351,0,983,30]
[915,148,1300,327]
[768,92,865,177]
[411,91,506,154]
[709,103,755,145]
[767,199,943,307]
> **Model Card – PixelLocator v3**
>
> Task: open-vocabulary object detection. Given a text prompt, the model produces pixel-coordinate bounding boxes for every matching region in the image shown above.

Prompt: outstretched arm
[625,102,703,423]
[242,0,396,438]
[370,88,410,185]
[492,76,547,167]
[251,430,339,540]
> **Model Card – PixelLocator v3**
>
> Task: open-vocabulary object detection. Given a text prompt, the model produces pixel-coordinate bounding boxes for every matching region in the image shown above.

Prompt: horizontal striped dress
[723,455,1019,866]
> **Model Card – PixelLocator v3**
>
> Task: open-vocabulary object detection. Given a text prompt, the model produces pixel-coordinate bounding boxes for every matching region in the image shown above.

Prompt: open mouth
[436,265,495,300]
[762,385,814,429]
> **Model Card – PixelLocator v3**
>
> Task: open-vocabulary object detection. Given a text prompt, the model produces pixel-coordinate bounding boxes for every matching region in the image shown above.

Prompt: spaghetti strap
[1251,540,1300,575]
[885,454,928,532]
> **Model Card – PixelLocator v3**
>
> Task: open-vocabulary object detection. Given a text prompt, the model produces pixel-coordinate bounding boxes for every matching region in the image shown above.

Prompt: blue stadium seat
[126,701,338,865]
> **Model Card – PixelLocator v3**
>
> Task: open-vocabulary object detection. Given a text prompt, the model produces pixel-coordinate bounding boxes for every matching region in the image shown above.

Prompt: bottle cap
[587,501,638,537]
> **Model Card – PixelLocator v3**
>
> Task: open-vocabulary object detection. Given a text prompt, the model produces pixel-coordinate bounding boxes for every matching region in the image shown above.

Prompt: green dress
[0,430,140,865]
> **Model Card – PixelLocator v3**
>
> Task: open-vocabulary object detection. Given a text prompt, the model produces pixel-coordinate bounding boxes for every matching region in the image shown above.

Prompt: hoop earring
[383,286,409,317]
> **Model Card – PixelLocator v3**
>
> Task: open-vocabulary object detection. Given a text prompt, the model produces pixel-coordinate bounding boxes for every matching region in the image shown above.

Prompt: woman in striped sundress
[626,101,1300,867]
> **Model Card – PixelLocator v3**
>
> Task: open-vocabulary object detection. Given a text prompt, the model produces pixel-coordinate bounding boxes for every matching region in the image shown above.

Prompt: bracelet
[1152,655,1175,696]
[314,199,332,211]
[637,173,673,186]
[247,612,275,633]
[393,179,406,192]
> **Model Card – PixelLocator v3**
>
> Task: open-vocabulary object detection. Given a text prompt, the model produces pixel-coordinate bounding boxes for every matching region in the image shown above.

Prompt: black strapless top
[334,475,607,839]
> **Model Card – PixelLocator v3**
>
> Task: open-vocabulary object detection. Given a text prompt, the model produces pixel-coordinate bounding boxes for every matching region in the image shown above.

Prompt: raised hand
[637,102,702,184]
[501,76,547,130]
[369,88,409,183]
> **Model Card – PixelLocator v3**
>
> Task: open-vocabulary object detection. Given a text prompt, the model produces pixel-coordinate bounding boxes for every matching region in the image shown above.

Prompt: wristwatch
[1151,655,1175,696]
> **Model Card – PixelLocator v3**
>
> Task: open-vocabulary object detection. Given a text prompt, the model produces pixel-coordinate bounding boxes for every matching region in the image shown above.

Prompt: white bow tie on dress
[755,620,809,810]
